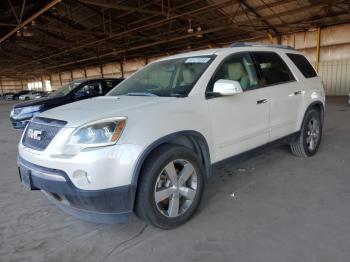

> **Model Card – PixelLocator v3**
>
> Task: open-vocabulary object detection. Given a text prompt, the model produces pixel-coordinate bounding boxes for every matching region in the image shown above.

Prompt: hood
[13,95,67,108]
[38,96,175,127]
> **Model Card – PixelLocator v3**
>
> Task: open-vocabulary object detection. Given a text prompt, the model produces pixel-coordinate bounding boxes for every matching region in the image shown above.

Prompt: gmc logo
[27,129,42,141]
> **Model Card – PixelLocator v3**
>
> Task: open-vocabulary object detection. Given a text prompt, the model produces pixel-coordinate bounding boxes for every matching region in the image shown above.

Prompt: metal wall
[318,60,350,96]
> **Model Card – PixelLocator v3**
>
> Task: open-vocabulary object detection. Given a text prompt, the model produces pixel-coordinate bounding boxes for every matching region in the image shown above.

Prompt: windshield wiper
[126,92,158,97]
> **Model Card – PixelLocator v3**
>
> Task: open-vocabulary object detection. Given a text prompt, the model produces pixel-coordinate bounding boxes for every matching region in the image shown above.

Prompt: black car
[10,78,123,129]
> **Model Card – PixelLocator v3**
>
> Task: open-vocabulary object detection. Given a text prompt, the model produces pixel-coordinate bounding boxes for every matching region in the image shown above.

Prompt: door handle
[256,99,268,104]
[294,90,302,95]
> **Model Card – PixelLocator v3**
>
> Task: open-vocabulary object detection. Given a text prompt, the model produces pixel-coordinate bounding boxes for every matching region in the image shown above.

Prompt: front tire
[290,108,322,157]
[135,144,204,229]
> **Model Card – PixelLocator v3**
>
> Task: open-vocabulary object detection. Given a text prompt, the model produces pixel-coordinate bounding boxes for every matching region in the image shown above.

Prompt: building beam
[0,0,234,71]
[7,0,20,24]
[240,0,280,37]
[0,0,62,44]
[19,0,27,23]
[43,23,264,70]
[0,23,17,27]
[79,0,167,17]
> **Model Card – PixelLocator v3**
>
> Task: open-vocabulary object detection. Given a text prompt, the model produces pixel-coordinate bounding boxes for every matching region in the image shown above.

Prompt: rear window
[287,53,317,78]
[251,52,295,86]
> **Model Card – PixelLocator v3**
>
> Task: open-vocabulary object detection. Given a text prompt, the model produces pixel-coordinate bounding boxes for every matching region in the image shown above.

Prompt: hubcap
[154,159,197,218]
[306,117,320,151]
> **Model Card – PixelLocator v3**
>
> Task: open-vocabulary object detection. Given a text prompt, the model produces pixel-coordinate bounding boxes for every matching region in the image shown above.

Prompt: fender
[131,130,212,188]
[301,100,325,128]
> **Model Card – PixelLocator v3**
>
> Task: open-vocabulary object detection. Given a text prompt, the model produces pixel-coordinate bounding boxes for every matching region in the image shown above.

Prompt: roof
[159,43,304,61]
[0,0,349,77]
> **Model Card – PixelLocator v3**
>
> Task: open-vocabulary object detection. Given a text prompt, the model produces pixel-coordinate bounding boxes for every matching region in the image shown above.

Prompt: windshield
[108,56,215,97]
[51,81,82,97]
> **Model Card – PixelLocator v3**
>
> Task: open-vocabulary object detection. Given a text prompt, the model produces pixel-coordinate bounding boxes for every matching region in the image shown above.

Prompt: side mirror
[213,79,243,96]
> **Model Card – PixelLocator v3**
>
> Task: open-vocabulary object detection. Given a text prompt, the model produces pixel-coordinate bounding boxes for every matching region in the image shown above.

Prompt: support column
[41,75,44,90]
[0,77,3,96]
[49,74,52,91]
[315,27,321,72]
[100,65,104,77]
[267,33,274,44]
[276,34,282,45]
[58,71,62,86]
[120,62,124,78]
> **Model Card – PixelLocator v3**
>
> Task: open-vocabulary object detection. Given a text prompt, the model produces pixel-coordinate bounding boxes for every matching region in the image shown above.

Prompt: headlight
[11,105,41,119]
[64,117,127,154]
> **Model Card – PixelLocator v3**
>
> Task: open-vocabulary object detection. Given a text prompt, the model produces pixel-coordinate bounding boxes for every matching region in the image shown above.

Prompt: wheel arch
[303,100,325,127]
[131,130,212,193]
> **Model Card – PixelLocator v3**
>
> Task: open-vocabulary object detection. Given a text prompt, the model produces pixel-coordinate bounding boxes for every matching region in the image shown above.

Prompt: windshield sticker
[185,57,211,63]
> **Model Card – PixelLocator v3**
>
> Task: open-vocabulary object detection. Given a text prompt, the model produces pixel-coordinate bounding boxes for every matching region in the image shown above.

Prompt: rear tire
[290,108,322,157]
[135,144,204,229]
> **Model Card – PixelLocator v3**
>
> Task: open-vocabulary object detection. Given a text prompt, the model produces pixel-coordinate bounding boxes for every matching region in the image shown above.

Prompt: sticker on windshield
[185,57,211,63]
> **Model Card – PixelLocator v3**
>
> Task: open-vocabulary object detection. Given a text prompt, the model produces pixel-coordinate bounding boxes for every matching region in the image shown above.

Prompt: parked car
[10,78,123,129]
[19,91,42,101]
[19,91,50,100]
[13,90,31,100]
[17,43,325,228]
[4,92,15,100]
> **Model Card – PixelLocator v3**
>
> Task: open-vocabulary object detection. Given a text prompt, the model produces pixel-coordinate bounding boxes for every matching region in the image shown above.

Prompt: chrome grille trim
[22,118,66,151]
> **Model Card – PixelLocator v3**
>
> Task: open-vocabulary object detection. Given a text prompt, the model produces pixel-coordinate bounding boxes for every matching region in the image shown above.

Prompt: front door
[207,52,269,162]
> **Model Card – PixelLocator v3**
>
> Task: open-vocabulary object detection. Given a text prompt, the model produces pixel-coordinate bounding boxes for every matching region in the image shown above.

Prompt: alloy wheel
[306,117,320,151]
[154,159,198,218]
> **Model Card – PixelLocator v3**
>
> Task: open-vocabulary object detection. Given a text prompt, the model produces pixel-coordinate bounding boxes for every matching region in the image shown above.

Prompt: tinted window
[103,80,119,93]
[209,52,259,91]
[287,53,317,78]
[51,81,81,97]
[75,81,103,97]
[252,52,295,86]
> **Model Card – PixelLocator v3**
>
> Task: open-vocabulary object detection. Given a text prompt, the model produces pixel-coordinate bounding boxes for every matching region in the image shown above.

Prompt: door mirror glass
[213,79,243,96]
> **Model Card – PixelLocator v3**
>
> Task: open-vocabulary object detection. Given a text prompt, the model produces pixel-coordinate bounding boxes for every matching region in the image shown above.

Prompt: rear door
[251,51,302,142]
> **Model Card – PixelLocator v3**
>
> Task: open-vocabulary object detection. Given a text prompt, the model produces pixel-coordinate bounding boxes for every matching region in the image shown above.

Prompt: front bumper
[18,157,135,223]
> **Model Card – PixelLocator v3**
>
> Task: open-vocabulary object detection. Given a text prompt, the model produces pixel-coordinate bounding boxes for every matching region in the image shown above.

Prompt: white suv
[17,43,325,229]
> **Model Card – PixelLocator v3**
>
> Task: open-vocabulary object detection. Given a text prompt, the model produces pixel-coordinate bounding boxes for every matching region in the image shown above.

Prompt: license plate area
[19,166,35,190]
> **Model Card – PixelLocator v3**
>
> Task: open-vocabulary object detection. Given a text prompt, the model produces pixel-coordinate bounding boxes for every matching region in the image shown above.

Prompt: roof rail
[230,42,294,50]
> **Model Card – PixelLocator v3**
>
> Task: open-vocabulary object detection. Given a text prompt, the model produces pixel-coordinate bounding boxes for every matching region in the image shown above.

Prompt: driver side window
[210,53,259,92]
[78,82,103,97]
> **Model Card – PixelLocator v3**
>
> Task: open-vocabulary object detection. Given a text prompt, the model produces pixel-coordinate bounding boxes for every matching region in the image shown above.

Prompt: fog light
[72,170,91,185]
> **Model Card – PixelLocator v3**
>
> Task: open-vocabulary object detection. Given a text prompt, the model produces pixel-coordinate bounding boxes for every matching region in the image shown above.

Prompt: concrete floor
[1,99,350,262]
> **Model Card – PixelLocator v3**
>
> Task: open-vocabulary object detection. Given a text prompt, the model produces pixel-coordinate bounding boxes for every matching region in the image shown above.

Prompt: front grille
[22,117,67,151]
